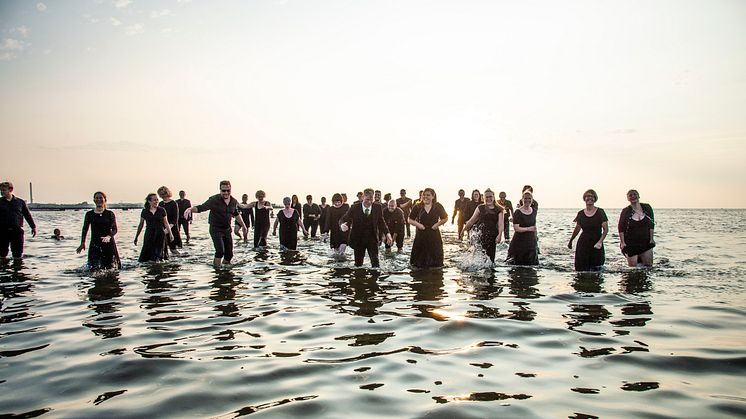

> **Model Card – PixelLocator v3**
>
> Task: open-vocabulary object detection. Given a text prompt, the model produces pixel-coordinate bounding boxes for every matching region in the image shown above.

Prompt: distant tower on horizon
[29,182,33,204]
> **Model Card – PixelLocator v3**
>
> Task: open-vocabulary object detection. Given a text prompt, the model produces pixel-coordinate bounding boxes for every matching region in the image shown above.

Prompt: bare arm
[596,221,608,249]
[77,213,91,253]
[568,222,581,249]
[134,218,145,245]
[463,206,482,231]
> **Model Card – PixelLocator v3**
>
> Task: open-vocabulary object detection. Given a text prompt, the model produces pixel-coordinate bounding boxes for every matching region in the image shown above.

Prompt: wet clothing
[195,194,240,260]
[396,197,413,237]
[159,200,182,250]
[409,202,448,269]
[340,202,389,267]
[253,203,272,248]
[319,204,330,234]
[176,198,192,241]
[238,203,254,229]
[278,209,301,250]
[473,204,502,263]
[81,209,121,270]
[507,209,538,265]
[383,207,406,250]
[573,208,608,271]
[326,204,350,250]
[464,200,480,225]
[618,204,655,257]
[453,198,470,227]
[303,203,321,237]
[499,199,513,240]
[0,195,35,258]
[139,207,168,262]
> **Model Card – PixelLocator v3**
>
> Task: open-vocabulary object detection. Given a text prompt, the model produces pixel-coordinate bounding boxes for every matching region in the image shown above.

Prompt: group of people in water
[0,180,656,272]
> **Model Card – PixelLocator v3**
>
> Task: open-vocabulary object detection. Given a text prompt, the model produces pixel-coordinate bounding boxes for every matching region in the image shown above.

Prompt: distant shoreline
[26,204,743,211]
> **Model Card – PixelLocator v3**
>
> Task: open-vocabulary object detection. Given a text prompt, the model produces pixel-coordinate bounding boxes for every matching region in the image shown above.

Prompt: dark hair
[471,189,482,203]
[220,180,231,188]
[423,187,437,202]
[306,195,312,200]
[332,193,342,202]
[292,195,299,204]
[144,193,158,208]
[0,181,13,191]
[255,190,265,199]
[522,185,533,193]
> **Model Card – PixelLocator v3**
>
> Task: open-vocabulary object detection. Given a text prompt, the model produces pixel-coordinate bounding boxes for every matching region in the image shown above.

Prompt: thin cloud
[13,26,30,37]
[150,9,172,18]
[113,0,132,9]
[1,38,27,51]
[36,2,47,12]
[125,23,144,36]
[110,17,122,26]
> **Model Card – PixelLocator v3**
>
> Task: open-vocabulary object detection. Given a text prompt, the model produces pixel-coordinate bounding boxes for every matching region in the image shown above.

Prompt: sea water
[1,208,745,418]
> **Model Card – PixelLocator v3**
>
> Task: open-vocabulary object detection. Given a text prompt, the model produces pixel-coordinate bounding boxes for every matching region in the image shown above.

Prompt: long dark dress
[326,204,350,249]
[139,207,168,262]
[81,209,121,270]
[254,204,271,248]
[474,204,501,263]
[573,208,608,271]
[507,209,538,265]
[319,204,329,234]
[159,200,182,249]
[409,202,448,269]
[463,200,480,224]
[618,204,655,257]
[278,209,300,250]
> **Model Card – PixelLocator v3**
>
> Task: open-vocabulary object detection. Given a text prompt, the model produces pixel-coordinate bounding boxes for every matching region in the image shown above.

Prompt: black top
[618,203,654,234]
[0,196,36,231]
[158,200,179,225]
[453,198,471,221]
[238,204,254,227]
[340,202,390,249]
[195,194,239,230]
[292,203,303,218]
[409,202,448,227]
[303,203,321,220]
[498,200,514,218]
[383,207,406,232]
[464,200,480,222]
[396,197,412,217]
[141,207,167,229]
[575,208,608,244]
[81,209,118,244]
[175,198,192,221]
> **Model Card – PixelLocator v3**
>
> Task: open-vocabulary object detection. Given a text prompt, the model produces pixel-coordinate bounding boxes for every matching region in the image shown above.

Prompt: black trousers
[303,218,319,237]
[0,228,24,258]
[354,241,380,268]
[504,218,510,240]
[210,228,233,262]
[179,219,190,240]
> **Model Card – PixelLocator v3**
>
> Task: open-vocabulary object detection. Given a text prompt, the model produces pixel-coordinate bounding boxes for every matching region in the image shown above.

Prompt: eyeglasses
[220,189,231,193]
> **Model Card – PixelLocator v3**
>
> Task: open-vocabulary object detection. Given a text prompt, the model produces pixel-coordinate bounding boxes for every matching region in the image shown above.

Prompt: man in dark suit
[340,188,392,268]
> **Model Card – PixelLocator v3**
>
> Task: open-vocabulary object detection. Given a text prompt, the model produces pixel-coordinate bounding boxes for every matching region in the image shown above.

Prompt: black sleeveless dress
[139,207,168,262]
[278,209,300,250]
[254,204,271,247]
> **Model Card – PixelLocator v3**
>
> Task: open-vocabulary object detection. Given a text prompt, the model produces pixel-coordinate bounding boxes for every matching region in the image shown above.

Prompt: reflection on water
[1,209,746,418]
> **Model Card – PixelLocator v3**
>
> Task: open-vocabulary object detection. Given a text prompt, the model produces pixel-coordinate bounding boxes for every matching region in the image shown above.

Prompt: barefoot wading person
[408,187,448,270]
[618,189,655,267]
[383,199,406,253]
[175,190,192,244]
[135,193,173,262]
[77,191,121,270]
[325,193,350,257]
[340,188,392,268]
[184,181,247,267]
[463,188,504,264]
[568,189,608,271]
[158,186,181,255]
[248,190,273,249]
[273,197,309,250]
[0,181,36,260]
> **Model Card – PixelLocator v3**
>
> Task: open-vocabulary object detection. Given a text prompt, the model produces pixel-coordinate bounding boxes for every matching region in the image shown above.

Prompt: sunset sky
[2,0,744,208]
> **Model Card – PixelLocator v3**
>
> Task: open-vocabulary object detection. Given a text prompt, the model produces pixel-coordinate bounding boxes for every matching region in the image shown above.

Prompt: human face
[333,199,342,207]
[422,191,433,204]
[374,191,381,201]
[363,193,374,206]
[522,195,532,207]
[242,194,249,203]
[283,198,291,208]
[484,192,495,204]
[0,186,12,199]
[458,190,465,197]
[148,195,159,207]
[307,197,313,204]
[583,193,596,204]
[388,200,396,211]
[158,191,169,200]
[499,192,506,200]
[94,193,106,207]
[471,191,480,201]
[400,190,406,197]
[220,186,231,196]
[627,190,639,203]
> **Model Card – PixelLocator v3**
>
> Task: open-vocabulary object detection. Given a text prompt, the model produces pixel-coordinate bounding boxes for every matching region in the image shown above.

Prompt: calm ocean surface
[1,208,745,418]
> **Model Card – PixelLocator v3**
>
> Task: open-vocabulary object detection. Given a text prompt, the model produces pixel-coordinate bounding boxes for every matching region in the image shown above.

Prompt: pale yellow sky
[1,0,745,207]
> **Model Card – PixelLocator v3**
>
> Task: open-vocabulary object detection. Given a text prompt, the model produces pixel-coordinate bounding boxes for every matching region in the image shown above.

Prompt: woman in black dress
[157,186,181,255]
[568,189,608,271]
[408,188,448,269]
[273,197,308,250]
[460,189,482,240]
[76,191,121,270]
[319,196,329,235]
[250,190,273,249]
[618,189,655,267]
[325,193,350,256]
[134,193,173,262]
[507,191,538,265]
[291,195,302,230]
[463,189,505,264]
